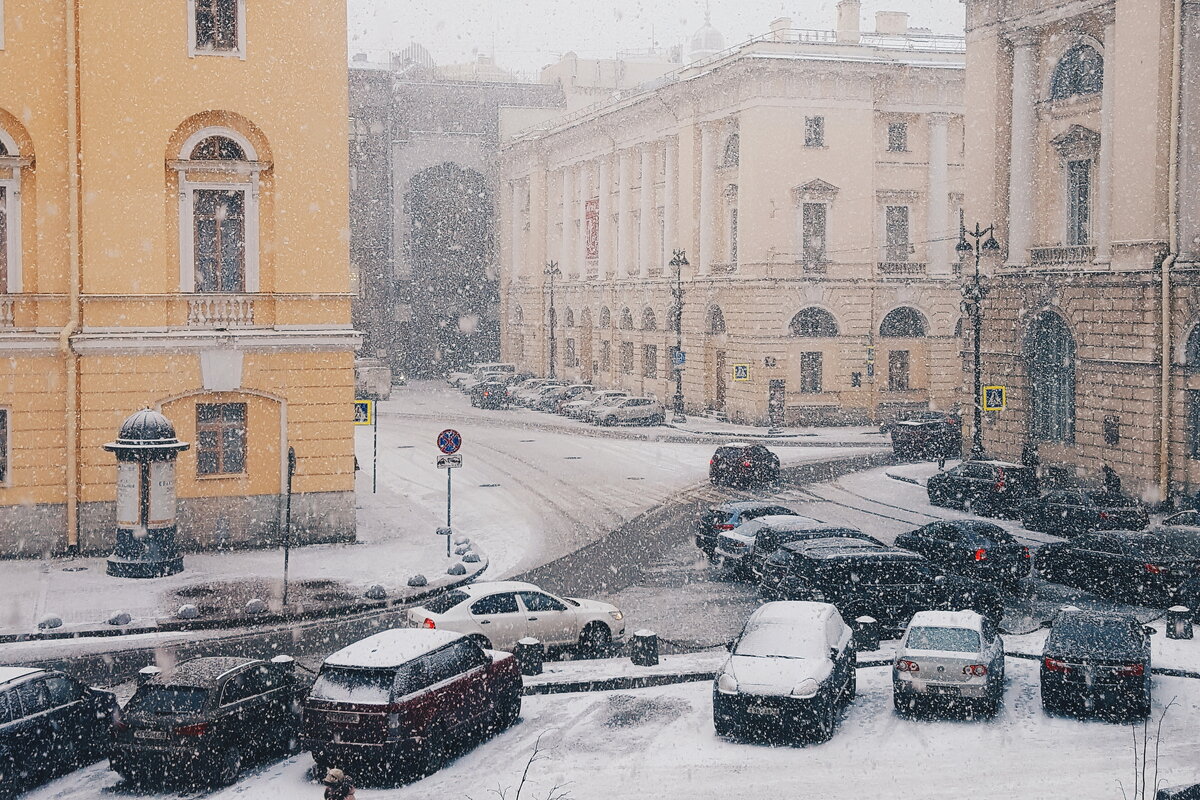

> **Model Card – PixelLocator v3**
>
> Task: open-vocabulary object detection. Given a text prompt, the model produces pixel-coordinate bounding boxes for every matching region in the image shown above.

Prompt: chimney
[875,11,910,36]
[836,0,861,43]
[770,17,792,42]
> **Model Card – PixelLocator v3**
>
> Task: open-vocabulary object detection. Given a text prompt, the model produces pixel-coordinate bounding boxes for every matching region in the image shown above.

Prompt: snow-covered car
[407,581,626,655]
[712,513,822,572]
[892,610,1005,716]
[534,383,591,411]
[512,380,566,406]
[594,396,665,426]
[715,516,880,580]
[543,384,594,412]
[713,601,856,742]
[565,390,628,419]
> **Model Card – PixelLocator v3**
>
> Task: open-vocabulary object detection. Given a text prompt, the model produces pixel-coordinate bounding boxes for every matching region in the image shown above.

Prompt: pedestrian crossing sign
[354,399,374,425]
[732,364,751,381]
[983,386,1006,412]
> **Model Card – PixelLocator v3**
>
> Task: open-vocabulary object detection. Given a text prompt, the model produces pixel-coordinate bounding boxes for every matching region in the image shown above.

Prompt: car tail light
[174,723,209,737]
[422,617,436,629]
[709,458,717,466]
[1144,563,1164,575]
[896,659,920,673]
[1022,546,1031,559]
[1114,663,1145,677]
[1043,657,1072,673]
[1100,511,1110,521]
[715,524,735,531]
[963,664,988,677]
[483,391,490,397]
[742,460,753,468]
[974,548,987,562]
[995,468,1006,491]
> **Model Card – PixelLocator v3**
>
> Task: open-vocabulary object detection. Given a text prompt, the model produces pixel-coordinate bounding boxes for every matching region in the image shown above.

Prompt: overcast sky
[347,1,966,76]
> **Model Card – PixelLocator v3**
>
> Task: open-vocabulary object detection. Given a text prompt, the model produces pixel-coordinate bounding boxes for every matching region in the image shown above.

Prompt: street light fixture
[669,249,689,424]
[544,261,562,378]
[957,221,1001,460]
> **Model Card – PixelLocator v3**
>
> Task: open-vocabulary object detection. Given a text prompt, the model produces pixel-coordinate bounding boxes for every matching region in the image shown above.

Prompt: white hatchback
[407,581,626,655]
[893,609,1005,716]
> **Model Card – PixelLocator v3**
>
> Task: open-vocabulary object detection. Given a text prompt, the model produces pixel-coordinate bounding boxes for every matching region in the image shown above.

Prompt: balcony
[878,261,927,276]
[1029,245,1096,268]
[187,294,255,328]
[801,260,829,275]
[0,296,12,328]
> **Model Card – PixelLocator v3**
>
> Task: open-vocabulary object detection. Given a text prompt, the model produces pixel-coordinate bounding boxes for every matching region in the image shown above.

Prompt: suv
[894,520,1031,587]
[595,397,665,426]
[888,411,962,461]
[926,460,1039,516]
[0,667,116,793]
[110,656,302,787]
[303,630,522,779]
[709,443,781,488]
[715,516,881,580]
[1021,489,1149,536]
[758,538,1004,631]
[695,501,797,561]
[469,380,510,410]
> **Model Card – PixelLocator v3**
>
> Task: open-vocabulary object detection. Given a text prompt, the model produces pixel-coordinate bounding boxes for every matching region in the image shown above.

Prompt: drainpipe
[60,0,82,552]
[1160,0,1183,504]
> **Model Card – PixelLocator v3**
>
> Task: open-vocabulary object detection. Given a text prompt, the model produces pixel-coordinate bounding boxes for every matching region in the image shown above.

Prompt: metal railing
[878,261,927,275]
[187,294,256,327]
[1029,245,1096,267]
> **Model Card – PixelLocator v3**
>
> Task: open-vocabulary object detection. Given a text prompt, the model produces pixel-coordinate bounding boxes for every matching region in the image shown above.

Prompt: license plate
[134,729,168,740]
[329,712,360,725]
[746,705,780,717]
[927,685,960,695]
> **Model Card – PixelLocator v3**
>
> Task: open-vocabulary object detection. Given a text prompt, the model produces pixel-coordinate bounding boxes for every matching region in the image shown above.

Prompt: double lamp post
[956,222,1001,460]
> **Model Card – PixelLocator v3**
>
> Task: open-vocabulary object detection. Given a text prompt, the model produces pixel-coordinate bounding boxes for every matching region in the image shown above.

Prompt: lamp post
[669,249,689,423]
[544,261,561,378]
[956,222,1001,460]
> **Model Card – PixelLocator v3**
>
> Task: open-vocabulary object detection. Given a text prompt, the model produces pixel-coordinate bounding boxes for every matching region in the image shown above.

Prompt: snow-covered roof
[971,459,1024,469]
[160,657,257,687]
[459,580,541,596]
[324,630,465,669]
[757,517,848,532]
[908,610,984,632]
[750,600,836,627]
[0,667,42,686]
[720,441,753,448]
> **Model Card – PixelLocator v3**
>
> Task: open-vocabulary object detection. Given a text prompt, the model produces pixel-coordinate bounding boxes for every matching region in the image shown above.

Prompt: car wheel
[469,634,494,651]
[213,746,242,787]
[493,689,522,732]
[579,622,612,657]
[649,413,665,426]
[419,725,450,777]
[810,698,837,743]
[844,668,857,702]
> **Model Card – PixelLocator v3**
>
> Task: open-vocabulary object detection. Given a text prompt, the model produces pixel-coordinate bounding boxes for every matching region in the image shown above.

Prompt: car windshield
[906,626,980,652]
[422,590,469,614]
[735,624,826,660]
[310,666,395,705]
[126,686,210,715]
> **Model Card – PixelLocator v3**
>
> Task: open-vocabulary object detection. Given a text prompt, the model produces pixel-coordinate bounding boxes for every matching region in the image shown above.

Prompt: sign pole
[446,468,452,557]
[283,446,295,607]
[372,409,378,494]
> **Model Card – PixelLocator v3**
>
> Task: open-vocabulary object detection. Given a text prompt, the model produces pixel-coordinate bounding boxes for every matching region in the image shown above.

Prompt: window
[0,185,8,292]
[800,352,822,393]
[470,593,519,615]
[888,351,910,391]
[885,206,910,262]
[15,680,50,716]
[194,189,246,292]
[642,308,657,331]
[728,208,738,263]
[620,342,634,374]
[190,0,245,56]
[565,338,576,368]
[802,203,827,263]
[600,341,611,371]
[0,408,6,485]
[1189,392,1200,460]
[790,307,838,338]
[805,116,825,148]
[721,133,739,167]
[643,344,658,378]
[599,307,611,329]
[887,122,908,152]
[43,675,81,707]
[584,198,599,259]
[519,592,568,612]
[880,307,927,338]
[196,402,247,475]
[706,306,726,335]
[0,692,14,725]
[1066,159,1091,246]
[1026,312,1075,442]
[0,131,24,293]
[1050,45,1104,100]
[620,308,634,330]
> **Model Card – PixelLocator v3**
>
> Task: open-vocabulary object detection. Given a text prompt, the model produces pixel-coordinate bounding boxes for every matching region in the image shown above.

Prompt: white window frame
[187,0,247,59]
[0,129,25,293]
[0,0,6,51]
[174,127,262,293]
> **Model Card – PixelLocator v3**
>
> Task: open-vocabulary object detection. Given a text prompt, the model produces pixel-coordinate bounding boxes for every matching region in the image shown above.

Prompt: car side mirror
[1144,626,1157,636]
[829,647,838,662]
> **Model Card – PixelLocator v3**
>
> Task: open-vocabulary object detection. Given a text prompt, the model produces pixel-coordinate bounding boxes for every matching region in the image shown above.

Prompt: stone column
[1006,31,1038,267]
[663,137,678,269]
[598,156,612,280]
[529,162,546,274]
[560,167,574,276]
[576,162,589,279]
[617,149,631,277]
[927,112,952,277]
[1093,13,1116,265]
[510,180,524,281]
[699,125,717,275]
[1180,0,1200,263]
[639,146,654,278]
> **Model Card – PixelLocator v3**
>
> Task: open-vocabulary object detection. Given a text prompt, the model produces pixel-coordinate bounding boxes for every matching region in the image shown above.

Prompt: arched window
[0,128,25,293]
[789,307,838,337]
[706,305,726,335]
[620,307,634,330]
[1186,322,1200,366]
[599,306,611,329]
[880,307,928,338]
[667,304,680,333]
[642,307,658,331]
[176,127,262,295]
[1050,45,1103,100]
[1026,312,1076,442]
[721,133,739,167]
[565,308,575,328]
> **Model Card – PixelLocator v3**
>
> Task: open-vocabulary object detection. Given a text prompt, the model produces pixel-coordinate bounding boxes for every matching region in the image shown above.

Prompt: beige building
[963,0,1200,501]
[500,3,968,426]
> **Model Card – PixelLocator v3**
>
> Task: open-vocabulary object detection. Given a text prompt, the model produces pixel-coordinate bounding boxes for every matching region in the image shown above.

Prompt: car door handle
[528,617,538,621]
[479,620,491,625]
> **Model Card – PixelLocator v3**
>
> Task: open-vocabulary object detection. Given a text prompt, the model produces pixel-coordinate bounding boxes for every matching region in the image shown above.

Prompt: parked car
[888,411,962,461]
[758,537,1005,631]
[574,391,630,421]
[510,379,564,406]
[1040,608,1154,718]
[709,442,781,488]
[469,380,510,409]
[1158,510,1200,558]
[695,501,799,561]
[595,396,665,426]
[926,460,1040,516]
[110,656,302,787]
[303,630,522,778]
[407,581,625,655]
[1033,531,1200,605]
[894,520,1031,588]
[546,384,594,412]
[0,667,116,794]
[716,516,881,580]
[532,384,580,411]
[1021,489,1149,536]
[712,601,855,743]
[892,610,1005,716]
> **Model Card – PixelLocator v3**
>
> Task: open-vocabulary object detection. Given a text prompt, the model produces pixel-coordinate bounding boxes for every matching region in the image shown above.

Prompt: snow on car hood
[566,597,618,614]
[726,654,832,695]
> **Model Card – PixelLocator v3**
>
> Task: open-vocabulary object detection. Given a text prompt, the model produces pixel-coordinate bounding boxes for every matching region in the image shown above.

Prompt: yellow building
[0,0,358,556]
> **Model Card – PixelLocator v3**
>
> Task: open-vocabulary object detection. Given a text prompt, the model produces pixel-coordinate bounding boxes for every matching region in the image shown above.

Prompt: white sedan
[407,580,626,655]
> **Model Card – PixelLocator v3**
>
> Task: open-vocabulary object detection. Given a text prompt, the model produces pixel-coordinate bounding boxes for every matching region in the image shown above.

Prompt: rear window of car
[1051,618,1142,656]
[825,559,929,586]
[422,590,470,615]
[962,524,1016,545]
[715,447,749,458]
[310,666,395,705]
[906,626,980,652]
[126,686,210,715]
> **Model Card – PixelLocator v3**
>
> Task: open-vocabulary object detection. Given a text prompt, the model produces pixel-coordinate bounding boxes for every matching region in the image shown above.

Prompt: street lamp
[669,249,689,423]
[544,261,561,378]
[956,221,1002,460]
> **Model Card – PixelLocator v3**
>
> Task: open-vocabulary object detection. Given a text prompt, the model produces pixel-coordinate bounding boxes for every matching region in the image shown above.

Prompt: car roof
[786,539,917,560]
[719,441,753,449]
[1053,607,1137,626]
[908,610,984,631]
[758,518,854,533]
[712,501,791,513]
[323,630,466,669]
[749,600,838,627]
[0,667,45,686]
[158,657,259,688]
[457,580,541,597]
[967,460,1026,469]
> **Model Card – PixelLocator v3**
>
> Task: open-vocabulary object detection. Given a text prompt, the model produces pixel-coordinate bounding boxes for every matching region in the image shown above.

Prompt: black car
[1040,609,1154,718]
[709,443,780,488]
[888,411,962,461]
[111,656,304,788]
[894,520,1031,587]
[926,460,1040,516]
[695,501,796,560]
[1033,531,1200,606]
[0,667,116,795]
[1021,489,1149,536]
[719,516,883,581]
[469,380,510,409]
[758,538,1004,631]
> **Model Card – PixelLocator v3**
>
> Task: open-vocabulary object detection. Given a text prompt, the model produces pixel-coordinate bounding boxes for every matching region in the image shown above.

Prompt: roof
[457,580,540,596]
[787,539,915,560]
[159,657,257,687]
[0,667,43,686]
[970,460,1026,469]
[711,501,793,513]
[758,518,852,533]
[750,600,836,627]
[1053,607,1137,624]
[718,441,754,449]
[908,610,984,631]
[324,630,465,669]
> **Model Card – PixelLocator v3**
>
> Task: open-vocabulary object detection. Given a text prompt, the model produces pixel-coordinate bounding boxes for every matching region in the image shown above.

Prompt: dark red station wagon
[302,629,522,779]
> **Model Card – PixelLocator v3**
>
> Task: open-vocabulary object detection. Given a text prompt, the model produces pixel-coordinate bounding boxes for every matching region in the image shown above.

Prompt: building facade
[0,0,359,556]
[963,0,1200,501]
[500,4,968,426]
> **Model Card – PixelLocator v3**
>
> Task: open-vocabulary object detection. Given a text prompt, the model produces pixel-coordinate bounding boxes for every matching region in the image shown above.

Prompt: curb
[884,470,924,486]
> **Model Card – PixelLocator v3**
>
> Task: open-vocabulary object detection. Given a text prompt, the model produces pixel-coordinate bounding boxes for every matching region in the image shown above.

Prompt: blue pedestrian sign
[672,348,686,367]
[437,429,462,455]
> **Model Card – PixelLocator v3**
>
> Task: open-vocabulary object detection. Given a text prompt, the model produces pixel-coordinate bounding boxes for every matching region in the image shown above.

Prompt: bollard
[854,616,880,652]
[631,630,659,666]
[364,584,387,601]
[137,666,161,686]
[1166,606,1193,640]
[514,637,544,676]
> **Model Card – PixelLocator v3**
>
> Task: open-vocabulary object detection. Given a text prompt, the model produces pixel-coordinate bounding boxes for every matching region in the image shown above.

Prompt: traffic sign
[983,386,1006,411]
[671,348,686,367]
[437,429,462,455]
[437,453,463,469]
[353,400,374,425]
[732,364,751,381]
